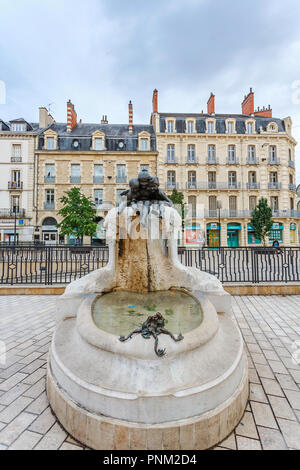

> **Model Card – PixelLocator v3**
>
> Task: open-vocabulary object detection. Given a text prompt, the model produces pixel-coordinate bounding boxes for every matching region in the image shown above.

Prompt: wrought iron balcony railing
[8,181,23,190]
[246,182,260,190]
[44,176,55,183]
[93,176,104,183]
[44,202,55,210]
[165,182,178,190]
[0,208,25,218]
[268,182,282,190]
[70,176,81,183]
[116,176,127,183]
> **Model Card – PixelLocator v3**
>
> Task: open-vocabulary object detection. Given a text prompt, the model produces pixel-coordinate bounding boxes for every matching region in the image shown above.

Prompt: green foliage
[165,308,174,316]
[57,187,97,243]
[250,197,273,246]
[169,189,186,229]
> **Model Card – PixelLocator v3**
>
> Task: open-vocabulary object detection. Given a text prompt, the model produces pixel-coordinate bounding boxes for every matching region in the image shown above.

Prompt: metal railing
[44,176,55,183]
[268,182,282,190]
[246,182,260,190]
[268,158,280,165]
[1,245,299,285]
[8,181,23,190]
[165,158,177,164]
[44,202,55,210]
[0,208,25,218]
[93,176,104,183]
[165,182,178,190]
[116,176,127,183]
[206,157,218,164]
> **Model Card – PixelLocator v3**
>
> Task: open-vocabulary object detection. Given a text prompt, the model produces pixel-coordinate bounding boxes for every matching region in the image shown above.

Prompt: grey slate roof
[159,113,286,134]
[38,123,156,152]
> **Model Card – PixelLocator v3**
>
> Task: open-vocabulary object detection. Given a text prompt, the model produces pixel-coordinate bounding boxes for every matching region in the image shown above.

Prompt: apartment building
[35,101,157,244]
[0,118,39,243]
[151,89,298,247]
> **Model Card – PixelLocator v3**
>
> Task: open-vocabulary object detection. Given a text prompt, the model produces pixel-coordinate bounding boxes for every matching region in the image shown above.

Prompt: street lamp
[217,200,222,249]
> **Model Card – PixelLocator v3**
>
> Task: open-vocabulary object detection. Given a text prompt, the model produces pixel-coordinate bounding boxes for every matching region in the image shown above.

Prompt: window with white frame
[94,138,103,151]
[167,171,176,188]
[116,164,126,182]
[269,145,277,162]
[11,123,26,132]
[248,145,256,162]
[187,121,194,133]
[208,144,216,160]
[45,189,54,206]
[12,144,21,162]
[207,121,214,134]
[47,137,55,150]
[228,145,236,162]
[247,122,254,134]
[188,171,196,188]
[140,164,149,172]
[249,196,257,212]
[187,144,195,162]
[227,122,234,134]
[140,138,149,151]
[45,164,55,182]
[94,189,103,207]
[167,144,175,162]
[70,164,81,183]
[167,120,174,133]
[228,171,237,187]
[94,165,103,182]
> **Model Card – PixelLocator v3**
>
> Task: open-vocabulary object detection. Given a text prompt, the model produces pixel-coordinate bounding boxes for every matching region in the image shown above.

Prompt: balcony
[246,182,260,190]
[246,158,259,165]
[206,157,218,165]
[0,208,25,218]
[268,182,282,190]
[186,157,198,164]
[272,210,300,218]
[8,181,23,190]
[165,182,178,190]
[289,184,296,191]
[165,158,177,164]
[11,156,22,163]
[70,176,81,183]
[185,181,241,190]
[44,176,55,183]
[268,158,280,165]
[93,176,104,183]
[44,202,55,210]
[95,201,113,210]
[288,160,295,168]
[116,176,127,183]
[205,209,250,218]
[226,158,239,165]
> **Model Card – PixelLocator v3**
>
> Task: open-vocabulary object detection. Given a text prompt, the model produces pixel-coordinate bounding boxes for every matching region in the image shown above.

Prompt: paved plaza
[0,295,299,450]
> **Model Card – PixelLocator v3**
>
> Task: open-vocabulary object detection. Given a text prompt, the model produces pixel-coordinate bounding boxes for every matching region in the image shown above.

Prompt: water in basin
[92,290,203,336]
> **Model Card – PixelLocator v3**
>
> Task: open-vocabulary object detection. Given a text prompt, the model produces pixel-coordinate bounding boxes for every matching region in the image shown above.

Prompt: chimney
[39,107,54,128]
[207,92,215,114]
[254,103,272,118]
[152,89,158,113]
[128,101,133,134]
[101,115,108,124]
[67,100,77,132]
[241,88,254,115]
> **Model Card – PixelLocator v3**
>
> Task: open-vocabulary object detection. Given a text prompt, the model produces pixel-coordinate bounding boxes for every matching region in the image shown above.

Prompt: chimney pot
[152,89,158,113]
[128,101,133,134]
[207,92,215,114]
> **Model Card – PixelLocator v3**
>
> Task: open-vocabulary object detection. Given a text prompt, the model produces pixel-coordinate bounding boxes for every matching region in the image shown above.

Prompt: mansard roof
[159,113,286,134]
[38,123,156,152]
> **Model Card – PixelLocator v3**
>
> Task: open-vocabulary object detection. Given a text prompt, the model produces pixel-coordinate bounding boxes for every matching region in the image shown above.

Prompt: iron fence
[0,245,299,285]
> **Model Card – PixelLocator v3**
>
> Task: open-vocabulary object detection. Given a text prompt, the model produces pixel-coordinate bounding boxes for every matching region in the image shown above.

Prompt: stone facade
[0,118,37,243]
[151,89,299,247]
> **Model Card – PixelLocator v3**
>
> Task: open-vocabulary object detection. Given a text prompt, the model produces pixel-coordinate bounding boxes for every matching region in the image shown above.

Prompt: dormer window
[187,121,194,133]
[167,120,175,133]
[206,120,215,134]
[227,122,234,134]
[247,122,253,134]
[140,138,149,151]
[95,138,103,151]
[47,137,55,150]
[267,122,278,133]
[11,123,26,132]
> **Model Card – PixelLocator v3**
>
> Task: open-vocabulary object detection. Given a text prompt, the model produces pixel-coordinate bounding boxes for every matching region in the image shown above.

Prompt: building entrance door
[227,230,239,247]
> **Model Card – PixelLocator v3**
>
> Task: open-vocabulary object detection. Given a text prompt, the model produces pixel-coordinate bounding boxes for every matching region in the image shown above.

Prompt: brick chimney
[152,89,158,113]
[67,100,77,132]
[254,104,272,118]
[241,88,254,115]
[128,101,133,134]
[101,115,108,124]
[207,92,215,114]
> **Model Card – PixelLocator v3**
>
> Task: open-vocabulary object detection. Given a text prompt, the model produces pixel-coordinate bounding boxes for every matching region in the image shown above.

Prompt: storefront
[268,223,283,244]
[42,217,58,245]
[185,223,204,247]
[290,223,297,244]
[227,223,241,247]
[247,224,261,245]
[206,223,220,248]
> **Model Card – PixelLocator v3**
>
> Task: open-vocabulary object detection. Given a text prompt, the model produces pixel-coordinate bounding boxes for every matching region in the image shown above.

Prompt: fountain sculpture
[47,170,248,450]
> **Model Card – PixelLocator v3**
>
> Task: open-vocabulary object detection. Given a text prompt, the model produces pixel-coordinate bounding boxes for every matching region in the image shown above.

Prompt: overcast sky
[1,0,300,182]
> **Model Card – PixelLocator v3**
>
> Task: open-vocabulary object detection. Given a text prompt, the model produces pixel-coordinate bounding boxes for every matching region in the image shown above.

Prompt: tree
[169,189,186,230]
[57,187,97,244]
[250,197,273,246]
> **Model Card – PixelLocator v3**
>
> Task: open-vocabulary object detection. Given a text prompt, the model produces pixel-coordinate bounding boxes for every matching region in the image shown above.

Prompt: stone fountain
[47,170,248,450]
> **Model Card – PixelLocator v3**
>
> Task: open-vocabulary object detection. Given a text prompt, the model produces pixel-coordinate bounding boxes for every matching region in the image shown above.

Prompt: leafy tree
[250,197,273,246]
[57,187,97,244]
[169,189,186,229]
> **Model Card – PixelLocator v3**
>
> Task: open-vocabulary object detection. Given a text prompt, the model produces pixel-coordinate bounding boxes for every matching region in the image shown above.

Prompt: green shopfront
[227,223,241,247]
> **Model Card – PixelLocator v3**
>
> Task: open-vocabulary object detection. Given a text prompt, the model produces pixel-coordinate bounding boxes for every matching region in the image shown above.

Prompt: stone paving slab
[0,295,299,450]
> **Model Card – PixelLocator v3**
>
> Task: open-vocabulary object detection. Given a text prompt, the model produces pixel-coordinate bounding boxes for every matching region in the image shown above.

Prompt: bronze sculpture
[119,312,184,357]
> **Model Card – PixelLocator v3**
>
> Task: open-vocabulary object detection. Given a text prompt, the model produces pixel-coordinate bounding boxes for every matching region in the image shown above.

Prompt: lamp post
[217,200,222,250]
[13,206,17,247]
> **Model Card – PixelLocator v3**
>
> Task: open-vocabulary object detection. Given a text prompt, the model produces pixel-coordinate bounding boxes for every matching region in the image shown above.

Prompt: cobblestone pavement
[0,295,300,450]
